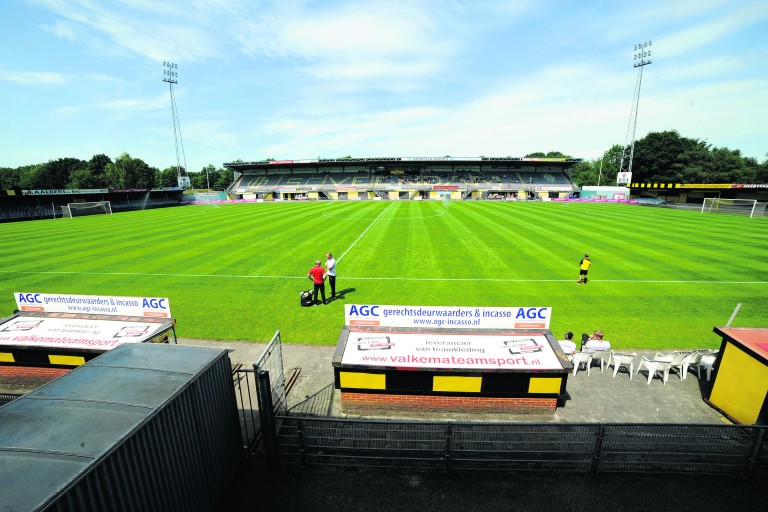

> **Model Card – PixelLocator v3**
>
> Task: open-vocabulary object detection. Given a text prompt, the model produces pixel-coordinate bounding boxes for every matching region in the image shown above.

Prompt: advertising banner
[345,305,551,329]
[0,316,165,350]
[341,331,561,370]
[15,292,172,318]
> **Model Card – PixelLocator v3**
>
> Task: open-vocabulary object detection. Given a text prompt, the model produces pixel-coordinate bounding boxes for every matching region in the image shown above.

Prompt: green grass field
[1,200,766,350]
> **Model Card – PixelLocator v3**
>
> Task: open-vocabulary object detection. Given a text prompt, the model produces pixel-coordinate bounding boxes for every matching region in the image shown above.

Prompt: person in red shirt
[307,260,327,305]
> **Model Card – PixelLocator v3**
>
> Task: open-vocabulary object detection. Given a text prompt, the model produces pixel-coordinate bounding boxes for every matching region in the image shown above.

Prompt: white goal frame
[700,198,763,218]
[61,201,113,218]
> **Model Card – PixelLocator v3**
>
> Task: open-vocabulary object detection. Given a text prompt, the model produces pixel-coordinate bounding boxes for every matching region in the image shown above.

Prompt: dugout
[705,327,768,425]
[0,310,177,385]
[0,343,241,512]
[333,324,572,415]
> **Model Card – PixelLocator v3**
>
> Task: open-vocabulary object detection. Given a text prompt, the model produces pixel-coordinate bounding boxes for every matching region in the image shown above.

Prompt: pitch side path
[180,339,725,423]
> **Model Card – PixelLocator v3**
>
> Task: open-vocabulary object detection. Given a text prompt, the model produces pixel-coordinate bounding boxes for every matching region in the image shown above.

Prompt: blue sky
[1,0,767,173]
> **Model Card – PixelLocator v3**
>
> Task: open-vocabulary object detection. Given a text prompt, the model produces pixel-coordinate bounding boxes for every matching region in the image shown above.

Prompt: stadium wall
[0,365,69,387]
[341,392,557,415]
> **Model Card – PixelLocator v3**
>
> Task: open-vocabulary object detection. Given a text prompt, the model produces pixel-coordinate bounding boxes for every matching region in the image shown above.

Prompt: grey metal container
[0,343,243,512]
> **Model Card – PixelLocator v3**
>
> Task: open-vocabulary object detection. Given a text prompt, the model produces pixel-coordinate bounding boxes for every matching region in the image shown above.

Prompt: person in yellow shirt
[577,253,591,285]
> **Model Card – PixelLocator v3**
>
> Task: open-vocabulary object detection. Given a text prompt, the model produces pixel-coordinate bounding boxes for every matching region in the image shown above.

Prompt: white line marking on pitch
[1,270,765,285]
[337,202,395,263]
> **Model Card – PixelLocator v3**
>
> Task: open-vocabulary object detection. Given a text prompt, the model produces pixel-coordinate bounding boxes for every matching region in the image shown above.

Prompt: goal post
[62,201,113,218]
[701,198,764,218]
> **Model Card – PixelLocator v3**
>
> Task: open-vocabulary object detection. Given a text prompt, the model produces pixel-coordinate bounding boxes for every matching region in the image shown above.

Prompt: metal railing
[254,330,287,416]
[0,393,22,407]
[232,330,286,458]
[271,416,767,479]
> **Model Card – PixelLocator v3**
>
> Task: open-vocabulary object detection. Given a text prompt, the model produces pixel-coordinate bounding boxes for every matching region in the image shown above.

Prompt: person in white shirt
[585,330,611,351]
[325,252,337,299]
[558,331,577,356]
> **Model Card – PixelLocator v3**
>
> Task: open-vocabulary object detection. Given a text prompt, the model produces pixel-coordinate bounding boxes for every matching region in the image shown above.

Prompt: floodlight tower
[617,41,652,185]
[162,61,189,188]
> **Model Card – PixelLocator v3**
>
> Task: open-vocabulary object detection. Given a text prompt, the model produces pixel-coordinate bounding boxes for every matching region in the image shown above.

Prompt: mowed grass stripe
[1,201,767,348]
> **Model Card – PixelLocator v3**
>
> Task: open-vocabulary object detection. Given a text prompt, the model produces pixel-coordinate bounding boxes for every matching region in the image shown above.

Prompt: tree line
[0,153,233,191]
[1,130,766,191]
[567,130,767,187]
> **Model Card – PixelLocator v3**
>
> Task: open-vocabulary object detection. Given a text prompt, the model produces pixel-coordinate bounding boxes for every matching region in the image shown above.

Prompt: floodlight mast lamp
[617,41,652,184]
[162,61,188,187]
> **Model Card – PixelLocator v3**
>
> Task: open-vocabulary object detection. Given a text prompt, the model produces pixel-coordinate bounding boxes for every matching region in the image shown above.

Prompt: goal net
[701,198,766,218]
[61,201,113,218]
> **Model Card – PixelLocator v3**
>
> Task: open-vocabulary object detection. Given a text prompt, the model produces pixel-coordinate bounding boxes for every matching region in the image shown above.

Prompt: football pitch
[1,200,766,350]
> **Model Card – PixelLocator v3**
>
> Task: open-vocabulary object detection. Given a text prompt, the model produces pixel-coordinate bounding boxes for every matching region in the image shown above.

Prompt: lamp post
[162,61,188,188]
[617,41,652,184]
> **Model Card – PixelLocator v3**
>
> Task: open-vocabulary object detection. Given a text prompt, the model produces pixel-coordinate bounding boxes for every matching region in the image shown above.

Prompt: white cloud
[29,0,226,62]
[656,3,768,58]
[0,68,67,84]
[39,19,78,41]
[50,105,79,118]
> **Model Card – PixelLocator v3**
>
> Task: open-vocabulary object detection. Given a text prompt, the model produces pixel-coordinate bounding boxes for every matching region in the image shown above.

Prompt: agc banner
[344,304,551,329]
[15,292,172,318]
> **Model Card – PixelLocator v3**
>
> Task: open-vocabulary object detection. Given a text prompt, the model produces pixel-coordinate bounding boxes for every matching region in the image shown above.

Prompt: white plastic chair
[661,351,691,381]
[636,356,672,385]
[610,351,637,379]
[696,350,719,381]
[679,349,709,380]
[588,349,610,373]
[571,352,593,376]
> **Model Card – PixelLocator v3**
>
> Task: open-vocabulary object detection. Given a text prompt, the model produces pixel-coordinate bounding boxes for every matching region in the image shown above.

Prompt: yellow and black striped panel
[48,355,86,367]
[0,348,100,368]
[336,368,567,397]
[339,371,386,390]
[433,375,481,393]
[528,377,563,394]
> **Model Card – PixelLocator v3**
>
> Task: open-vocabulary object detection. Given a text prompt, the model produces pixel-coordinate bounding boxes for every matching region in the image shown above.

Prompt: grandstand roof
[225,156,581,173]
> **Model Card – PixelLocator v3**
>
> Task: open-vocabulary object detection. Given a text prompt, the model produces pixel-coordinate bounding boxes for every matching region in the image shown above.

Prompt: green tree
[0,167,20,189]
[18,164,46,189]
[28,158,87,188]
[211,167,235,191]
[67,168,102,189]
[755,155,768,183]
[568,145,622,187]
[105,153,156,188]
[197,164,217,189]
[157,166,180,187]
[710,147,755,183]
[568,160,596,187]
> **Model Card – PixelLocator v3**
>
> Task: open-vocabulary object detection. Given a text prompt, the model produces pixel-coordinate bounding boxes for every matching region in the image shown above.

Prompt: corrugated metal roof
[0,343,231,512]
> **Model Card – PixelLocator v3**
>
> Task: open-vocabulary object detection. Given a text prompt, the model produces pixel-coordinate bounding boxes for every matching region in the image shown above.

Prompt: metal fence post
[443,424,452,473]
[256,370,279,468]
[590,425,606,476]
[742,426,766,480]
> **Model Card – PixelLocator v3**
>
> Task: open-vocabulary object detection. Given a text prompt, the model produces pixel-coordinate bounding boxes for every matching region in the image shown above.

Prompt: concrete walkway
[179,339,729,424]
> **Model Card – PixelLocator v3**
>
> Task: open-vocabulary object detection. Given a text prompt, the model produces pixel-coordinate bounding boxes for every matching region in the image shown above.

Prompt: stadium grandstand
[224,156,582,201]
[0,188,185,222]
